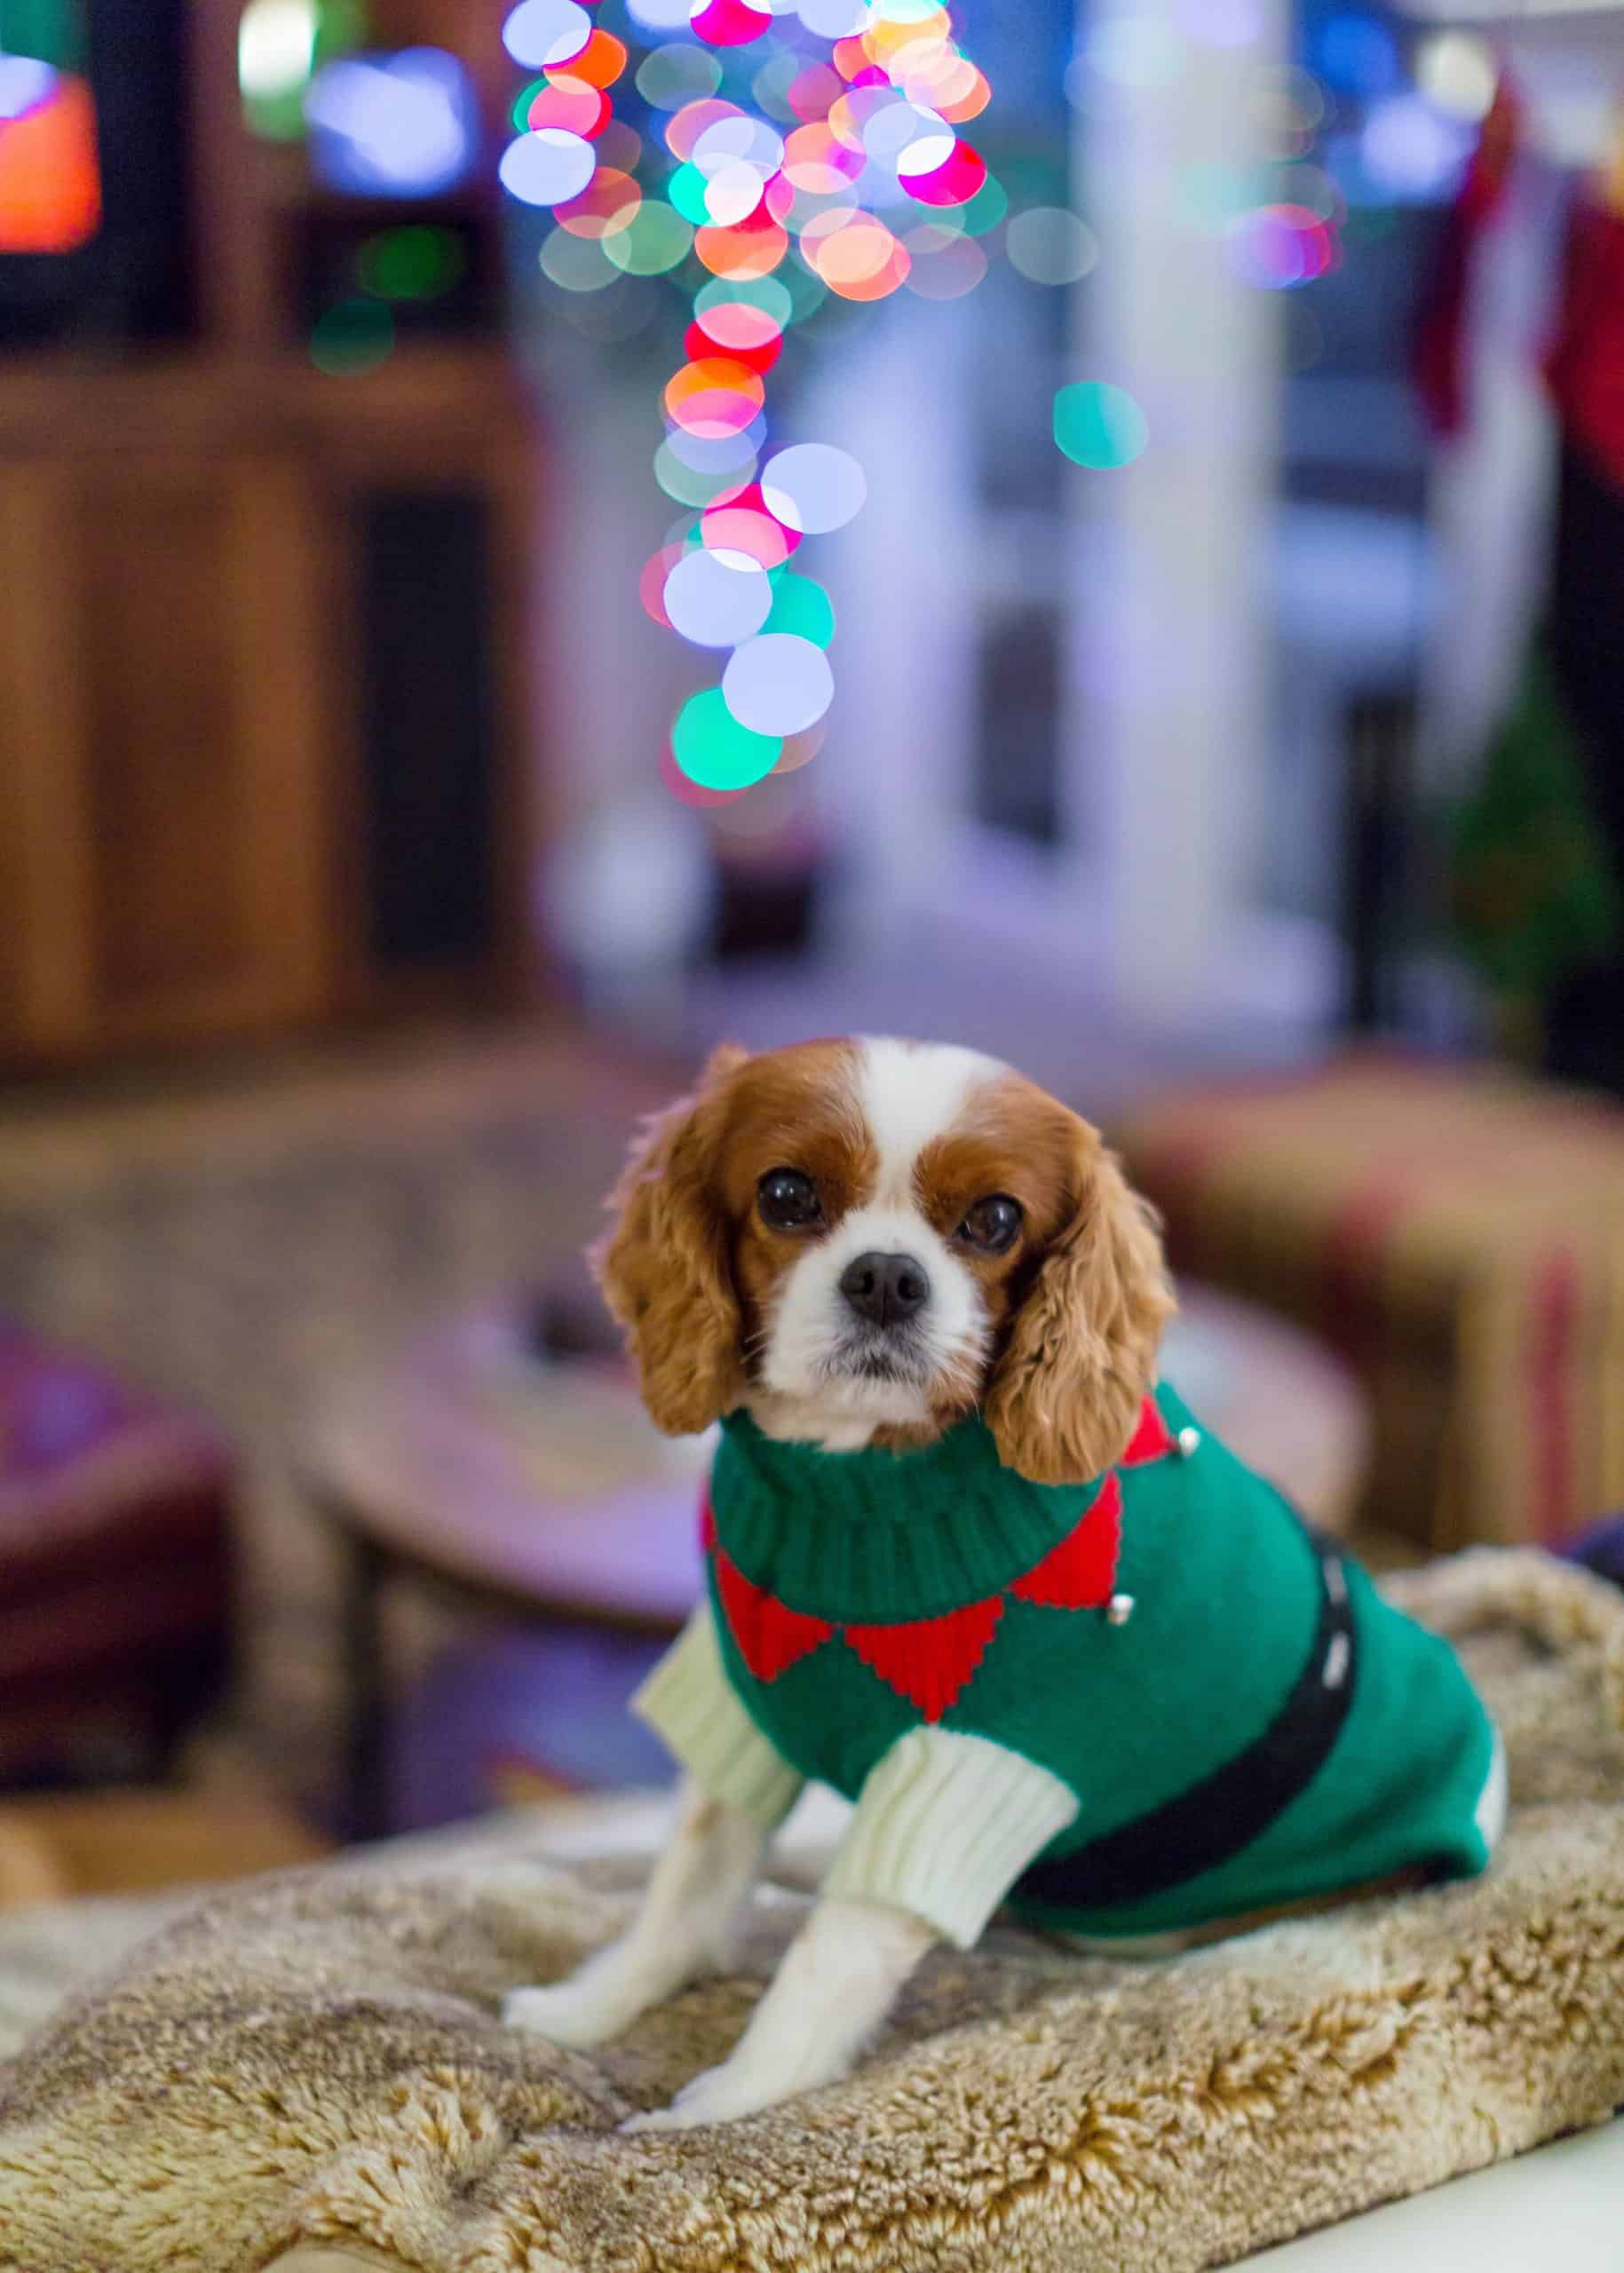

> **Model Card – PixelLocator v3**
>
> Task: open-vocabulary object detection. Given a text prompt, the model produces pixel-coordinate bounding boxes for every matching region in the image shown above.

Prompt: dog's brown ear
[590,1042,748,1436]
[984,1125,1174,1485]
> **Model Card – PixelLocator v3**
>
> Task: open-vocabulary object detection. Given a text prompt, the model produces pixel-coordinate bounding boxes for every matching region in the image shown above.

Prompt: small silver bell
[1177,1426,1201,1458]
[1105,1592,1136,1627]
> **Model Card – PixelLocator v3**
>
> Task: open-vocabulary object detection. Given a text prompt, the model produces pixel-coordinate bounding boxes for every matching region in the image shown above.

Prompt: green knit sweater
[635,1387,1501,1945]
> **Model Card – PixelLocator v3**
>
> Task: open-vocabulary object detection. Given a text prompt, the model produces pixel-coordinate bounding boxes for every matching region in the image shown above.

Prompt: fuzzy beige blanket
[2,1551,1622,2273]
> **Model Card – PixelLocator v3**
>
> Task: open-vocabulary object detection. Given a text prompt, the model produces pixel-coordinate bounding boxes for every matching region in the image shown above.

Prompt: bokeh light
[903,222,986,298]
[665,354,768,437]
[1315,12,1398,98]
[690,0,774,49]
[503,0,593,69]
[656,435,757,504]
[499,123,598,205]
[239,0,319,130]
[310,297,395,376]
[1006,206,1098,286]
[627,0,695,29]
[672,687,783,790]
[501,0,1015,804]
[723,632,836,735]
[554,167,643,238]
[527,76,611,137]
[1359,92,1471,202]
[638,42,723,107]
[772,720,828,773]
[1414,33,1496,127]
[659,739,751,807]
[358,224,465,300]
[664,549,775,645]
[541,225,618,290]
[306,49,479,198]
[566,28,631,87]
[763,571,836,646]
[602,199,694,271]
[1054,382,1149,470]
[1227,202,1337,289]
[686,314,781,375]
[760,444,866,535]
[702,479,802,567]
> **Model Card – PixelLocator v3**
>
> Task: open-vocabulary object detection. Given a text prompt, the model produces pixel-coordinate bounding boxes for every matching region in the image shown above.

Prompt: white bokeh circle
[760,443,867,535]
[499,128,597,207]
[723,633,836,734]
[501,0,591,68]
[663,550,775,648]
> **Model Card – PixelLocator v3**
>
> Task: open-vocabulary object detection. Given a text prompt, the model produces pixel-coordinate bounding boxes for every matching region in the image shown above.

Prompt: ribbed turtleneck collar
[709,1407,1108,1625]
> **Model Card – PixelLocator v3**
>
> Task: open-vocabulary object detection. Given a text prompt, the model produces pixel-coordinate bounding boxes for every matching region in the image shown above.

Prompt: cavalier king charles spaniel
[503,1037,1503,2129]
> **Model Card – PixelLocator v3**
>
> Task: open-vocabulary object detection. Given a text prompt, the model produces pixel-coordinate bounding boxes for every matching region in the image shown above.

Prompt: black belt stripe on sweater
[1015,1530,1357,1912]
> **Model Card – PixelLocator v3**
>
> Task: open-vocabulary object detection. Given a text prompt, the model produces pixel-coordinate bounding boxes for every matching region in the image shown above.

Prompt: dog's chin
[750,1331,981,1446]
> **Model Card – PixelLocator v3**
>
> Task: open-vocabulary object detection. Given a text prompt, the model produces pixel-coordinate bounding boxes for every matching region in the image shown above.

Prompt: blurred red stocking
[1414,78,1523,441]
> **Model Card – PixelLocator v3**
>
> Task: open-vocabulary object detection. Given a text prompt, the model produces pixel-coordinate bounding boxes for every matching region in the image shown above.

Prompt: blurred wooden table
[305,1291,1369,1839]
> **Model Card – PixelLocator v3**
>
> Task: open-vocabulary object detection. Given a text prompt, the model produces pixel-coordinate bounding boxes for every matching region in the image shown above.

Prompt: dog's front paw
[621,2059,772,2132]
[503,1961,646,2049]
[621,2038,848,2132]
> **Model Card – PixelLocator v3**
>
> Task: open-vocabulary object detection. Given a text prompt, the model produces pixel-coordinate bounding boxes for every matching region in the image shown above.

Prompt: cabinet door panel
[0,467,98,1054]
[80,468,247,1006]
[0,451,337,1059]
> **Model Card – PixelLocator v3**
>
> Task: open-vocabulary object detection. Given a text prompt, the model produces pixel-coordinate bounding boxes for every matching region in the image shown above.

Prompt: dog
[505,1038,1505,2128]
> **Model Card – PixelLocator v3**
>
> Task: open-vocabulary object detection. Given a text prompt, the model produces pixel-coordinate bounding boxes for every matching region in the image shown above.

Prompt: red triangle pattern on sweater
[1009,1473,1122,1610]
[844,1597,1003,1723]
[1120,1398,1174,1466]
[715,1549,834,1682]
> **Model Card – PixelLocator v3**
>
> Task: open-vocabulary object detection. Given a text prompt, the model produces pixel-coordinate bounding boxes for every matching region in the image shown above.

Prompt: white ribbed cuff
[826,1728,1080,1950]
[631,1604,804,1832]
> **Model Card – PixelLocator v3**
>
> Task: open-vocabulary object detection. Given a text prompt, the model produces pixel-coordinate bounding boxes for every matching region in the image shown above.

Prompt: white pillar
[809,303,980,957]
[1067,0,1287,1029]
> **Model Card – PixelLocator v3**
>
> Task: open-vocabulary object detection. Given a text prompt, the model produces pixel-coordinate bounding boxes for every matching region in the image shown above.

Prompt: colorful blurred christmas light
[310,295,395,374]
[1054,381,1149,471]
[357,223,465,300]
[500,0,1007,796]
[496,0,1329,804]
[239,0,319,134]
[306,48,479,197]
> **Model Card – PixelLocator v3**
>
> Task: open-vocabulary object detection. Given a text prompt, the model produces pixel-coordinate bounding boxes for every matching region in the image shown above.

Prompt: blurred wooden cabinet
[0,356,541,1065]
[0,1,542,1070]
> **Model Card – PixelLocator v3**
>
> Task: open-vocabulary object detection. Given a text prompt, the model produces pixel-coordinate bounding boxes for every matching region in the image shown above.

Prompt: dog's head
[592,1037,1174,1482]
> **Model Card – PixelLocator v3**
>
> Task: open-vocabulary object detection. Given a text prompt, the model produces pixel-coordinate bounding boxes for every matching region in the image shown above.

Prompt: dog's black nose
[840,1251,931,1328]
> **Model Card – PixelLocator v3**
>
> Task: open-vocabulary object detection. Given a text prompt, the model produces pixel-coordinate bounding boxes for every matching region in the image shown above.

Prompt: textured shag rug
[2,1551,1622,2273]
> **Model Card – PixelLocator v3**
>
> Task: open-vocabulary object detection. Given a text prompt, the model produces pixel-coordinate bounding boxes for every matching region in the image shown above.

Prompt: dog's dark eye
[758,1168,822,1231]
[958,1194,1022,1255]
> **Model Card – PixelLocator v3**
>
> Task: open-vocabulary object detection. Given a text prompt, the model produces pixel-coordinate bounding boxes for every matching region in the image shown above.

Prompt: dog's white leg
[622,1896,935,2131]
[504,1780,765,2047]
[1475,1723,1509,1852]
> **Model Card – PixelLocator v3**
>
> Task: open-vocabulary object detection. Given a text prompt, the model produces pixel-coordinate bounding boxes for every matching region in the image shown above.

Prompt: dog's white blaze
[858,1036,1004,1210]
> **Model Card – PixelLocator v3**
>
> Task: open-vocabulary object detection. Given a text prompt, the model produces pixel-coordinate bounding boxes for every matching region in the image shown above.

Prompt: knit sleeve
[630,1603,804,1833]
[825,1728,1079,1949]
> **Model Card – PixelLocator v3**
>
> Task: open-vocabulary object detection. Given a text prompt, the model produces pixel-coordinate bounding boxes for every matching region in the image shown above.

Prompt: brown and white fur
[504,1036,1176,2127]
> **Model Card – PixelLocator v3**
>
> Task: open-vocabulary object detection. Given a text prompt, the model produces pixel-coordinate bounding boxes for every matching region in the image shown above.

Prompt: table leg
[341,1528,390,1844]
